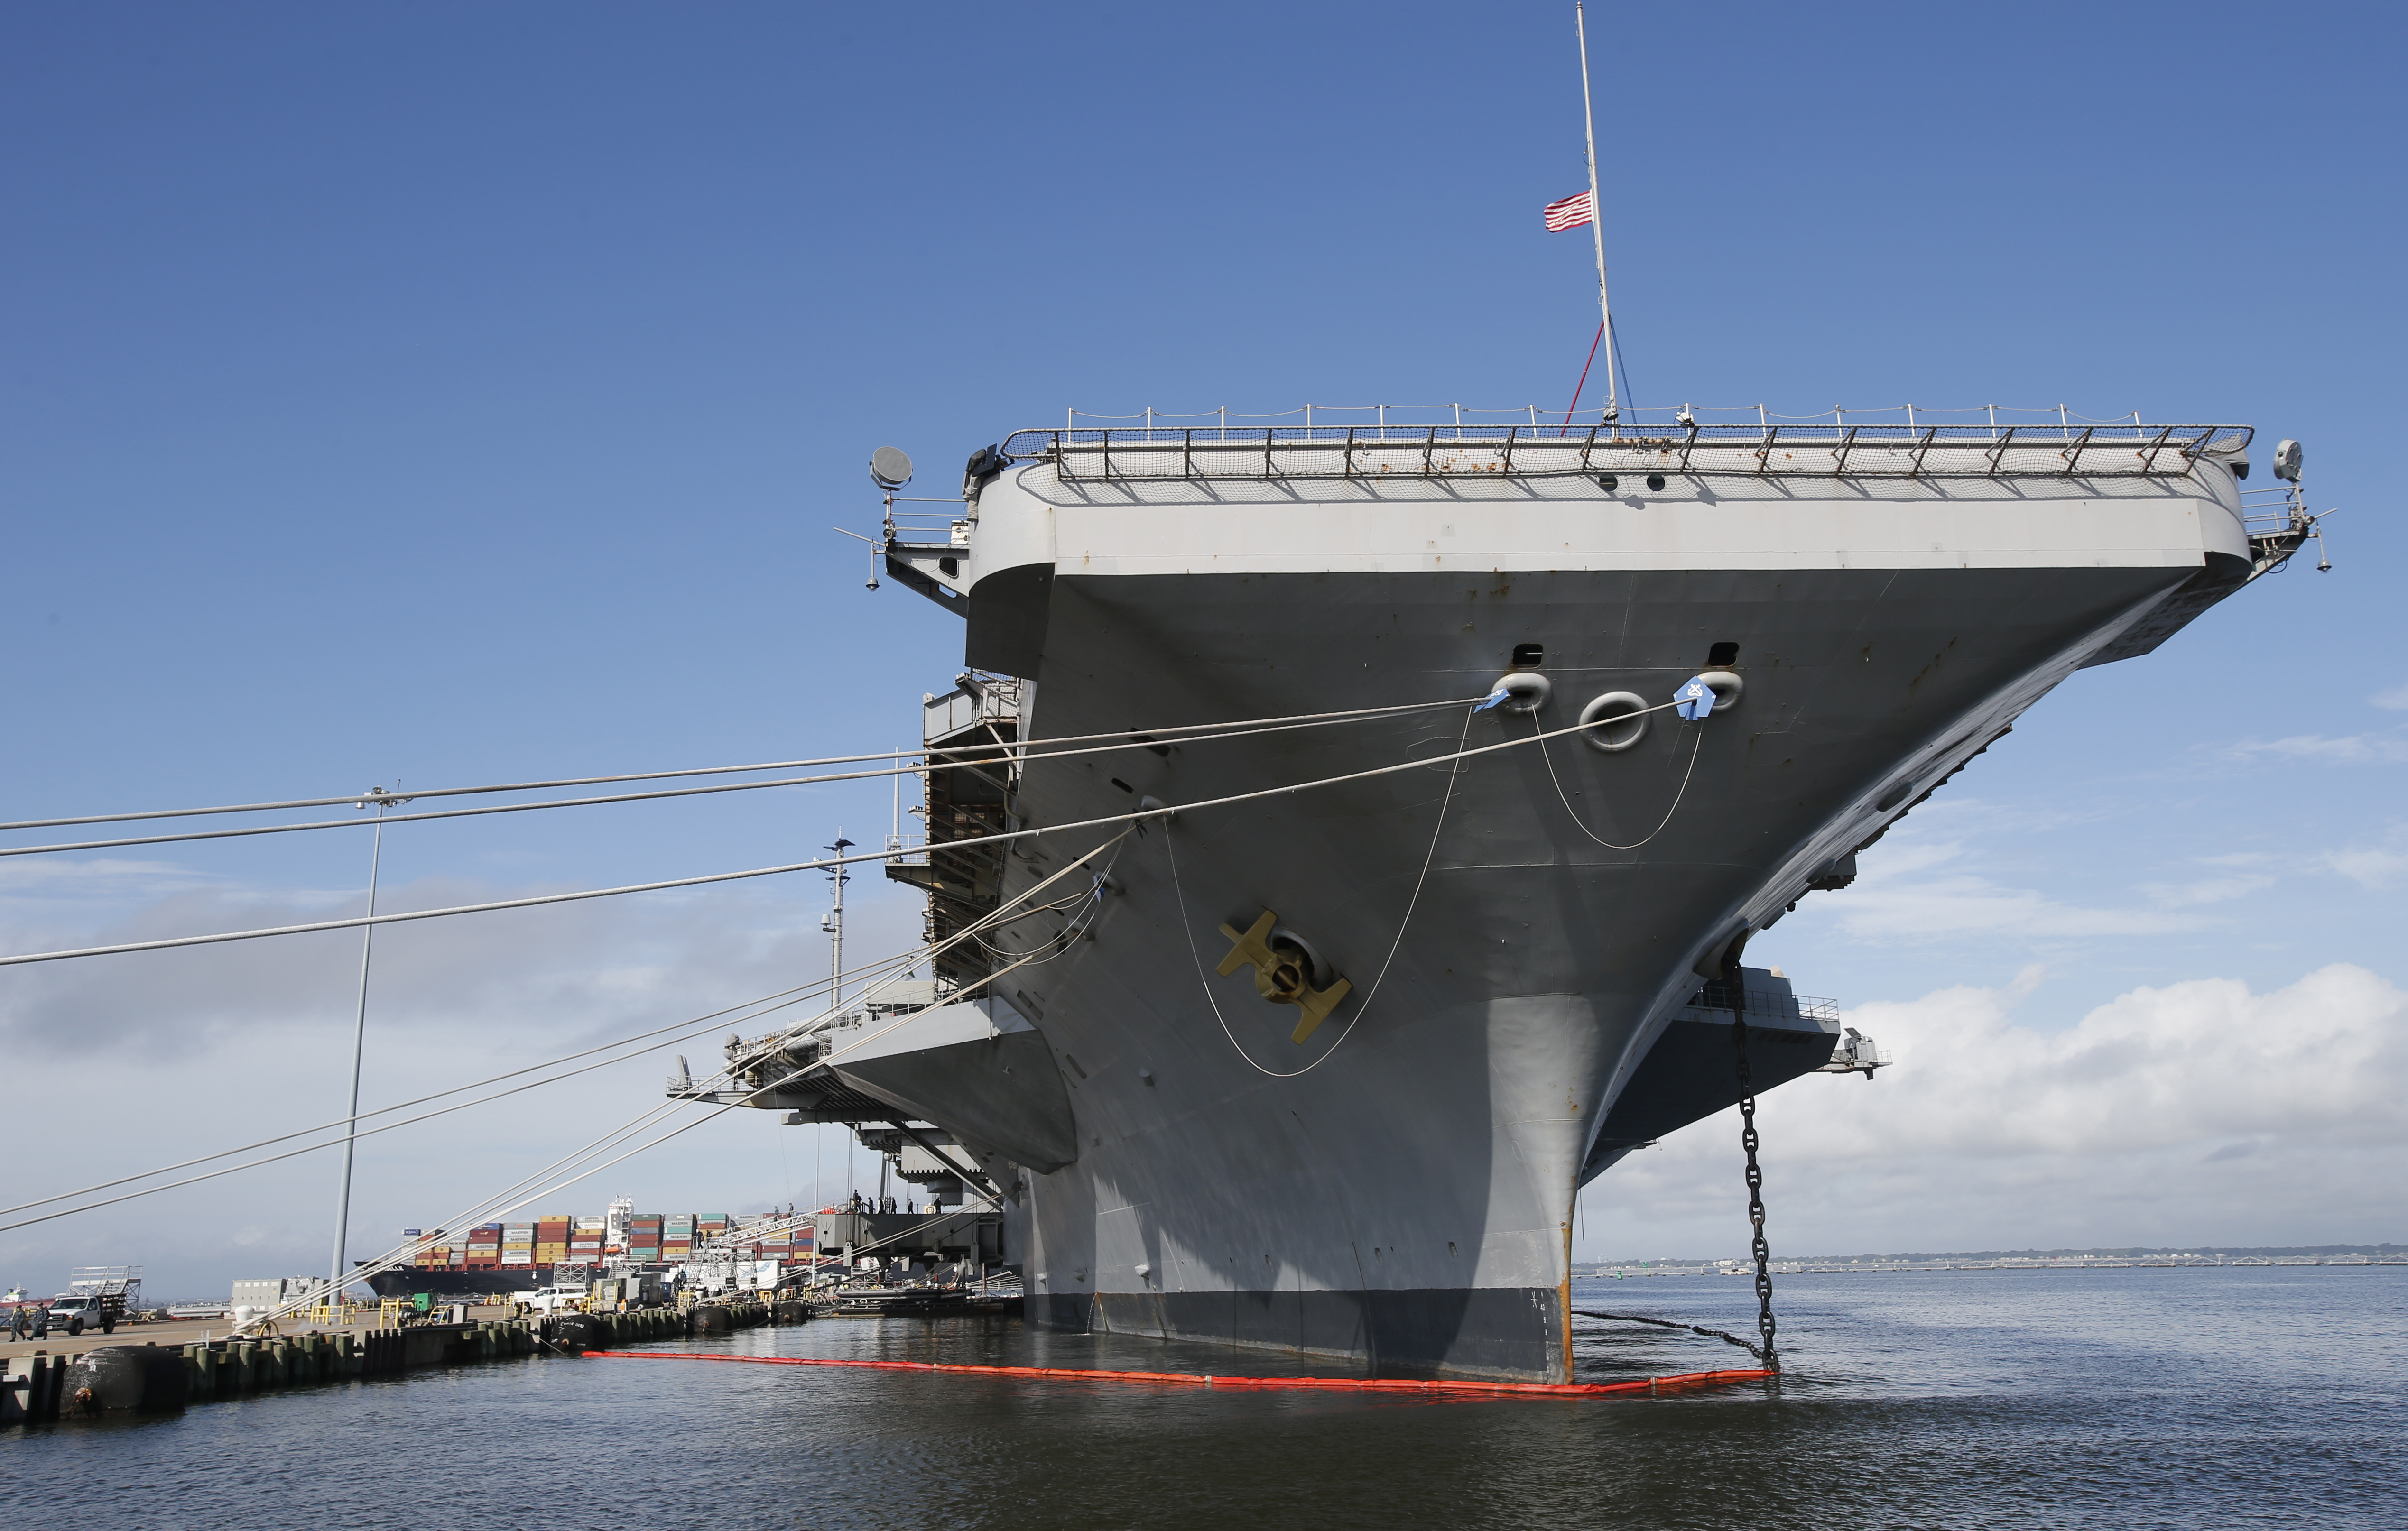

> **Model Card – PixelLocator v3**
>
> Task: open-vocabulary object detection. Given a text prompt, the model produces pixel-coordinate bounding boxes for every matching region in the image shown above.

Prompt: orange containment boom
[588,1350,1773,1397]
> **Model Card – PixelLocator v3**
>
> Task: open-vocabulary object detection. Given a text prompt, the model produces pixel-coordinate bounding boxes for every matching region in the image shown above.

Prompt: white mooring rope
[1165,704,1477,1080]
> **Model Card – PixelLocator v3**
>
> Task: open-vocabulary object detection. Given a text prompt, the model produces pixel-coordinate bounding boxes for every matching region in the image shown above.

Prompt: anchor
[1215,910,1353,1044]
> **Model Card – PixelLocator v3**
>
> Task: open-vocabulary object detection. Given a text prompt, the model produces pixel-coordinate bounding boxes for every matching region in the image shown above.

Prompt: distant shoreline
[1577,1243,2406,1276]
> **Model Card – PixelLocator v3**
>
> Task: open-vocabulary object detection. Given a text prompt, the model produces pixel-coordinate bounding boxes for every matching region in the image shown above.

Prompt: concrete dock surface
[1,1304,522,1374]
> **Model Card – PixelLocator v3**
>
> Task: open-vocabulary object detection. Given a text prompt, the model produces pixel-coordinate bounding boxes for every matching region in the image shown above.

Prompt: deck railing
[1688,982,1841,1024]
[997,420,2251,484]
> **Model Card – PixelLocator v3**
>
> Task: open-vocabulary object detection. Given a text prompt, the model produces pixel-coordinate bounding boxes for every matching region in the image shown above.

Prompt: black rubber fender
[61,1344,189,1413]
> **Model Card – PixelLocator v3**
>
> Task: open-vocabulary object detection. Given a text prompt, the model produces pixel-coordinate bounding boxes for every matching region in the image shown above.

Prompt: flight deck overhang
[822,996,1081,1175]
[1582,967,1854,1185]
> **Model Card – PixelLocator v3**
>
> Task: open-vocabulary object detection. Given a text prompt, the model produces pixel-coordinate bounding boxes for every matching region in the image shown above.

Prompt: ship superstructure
[762,410,2312,1381]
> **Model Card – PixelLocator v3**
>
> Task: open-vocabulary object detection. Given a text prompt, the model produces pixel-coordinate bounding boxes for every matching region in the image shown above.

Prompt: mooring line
[1532,713,1704,850]
[1572,1309,1768,1362]
[586,1349,1772,1398]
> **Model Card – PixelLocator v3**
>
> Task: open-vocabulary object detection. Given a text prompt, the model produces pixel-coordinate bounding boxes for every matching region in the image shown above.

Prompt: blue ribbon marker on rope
[1673,676,1716,721]
[1474,687,1512,713]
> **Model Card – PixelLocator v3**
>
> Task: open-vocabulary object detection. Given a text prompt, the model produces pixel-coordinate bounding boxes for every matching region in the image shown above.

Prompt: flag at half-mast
[1543,189,1594,232]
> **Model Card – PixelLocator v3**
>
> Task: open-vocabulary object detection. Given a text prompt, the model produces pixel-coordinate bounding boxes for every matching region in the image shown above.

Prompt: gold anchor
[1215,911,1354,1044]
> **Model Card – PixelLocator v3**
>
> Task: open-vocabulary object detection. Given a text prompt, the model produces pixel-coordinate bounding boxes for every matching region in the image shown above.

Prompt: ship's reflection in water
[6,1268,2398,1529]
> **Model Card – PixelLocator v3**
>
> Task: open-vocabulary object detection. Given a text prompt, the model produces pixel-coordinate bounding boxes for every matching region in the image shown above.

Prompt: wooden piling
[28,1353,61,1421]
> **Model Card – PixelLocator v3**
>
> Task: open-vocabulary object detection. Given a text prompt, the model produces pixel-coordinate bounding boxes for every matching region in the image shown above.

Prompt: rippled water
[7,1267,2401,1528]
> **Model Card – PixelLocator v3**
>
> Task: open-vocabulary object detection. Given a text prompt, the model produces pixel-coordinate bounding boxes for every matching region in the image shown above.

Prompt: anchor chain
[1732,1009,1780,1373]
[1573,1310,1765,1359]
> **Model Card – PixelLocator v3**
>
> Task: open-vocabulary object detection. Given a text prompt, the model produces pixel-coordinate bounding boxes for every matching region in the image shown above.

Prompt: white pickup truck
[45,1292,120,1337]
[519,1283,588,1314]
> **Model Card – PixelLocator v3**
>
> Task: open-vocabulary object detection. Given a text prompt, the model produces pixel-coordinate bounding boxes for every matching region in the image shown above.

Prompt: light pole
[822,833,853,1215]
[821,831,853,1006]
[329,785,404,1302]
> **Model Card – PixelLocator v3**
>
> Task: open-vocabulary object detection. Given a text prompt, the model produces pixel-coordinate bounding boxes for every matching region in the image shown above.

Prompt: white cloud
[2319,823,2408,890]
[2137,874,2272,908]
[1583,964,2408,1257]
[2220,733,2408,765]
[1828,964,2401,1156]
[2371,683,2408,711]
[0,869,924,1053]
[0,854,228,908]
[1822,838,2202,941]
[0,869,931,1297]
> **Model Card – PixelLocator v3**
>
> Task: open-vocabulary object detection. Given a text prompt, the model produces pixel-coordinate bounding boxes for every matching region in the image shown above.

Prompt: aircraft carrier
[756,412,2316,1382]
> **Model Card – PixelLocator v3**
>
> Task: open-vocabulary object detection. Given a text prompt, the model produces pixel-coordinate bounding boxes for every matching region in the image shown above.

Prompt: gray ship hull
[871,432,2265,1381]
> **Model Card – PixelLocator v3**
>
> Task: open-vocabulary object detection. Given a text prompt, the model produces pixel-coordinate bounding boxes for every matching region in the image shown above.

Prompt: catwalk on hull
[808,413,2315,1383]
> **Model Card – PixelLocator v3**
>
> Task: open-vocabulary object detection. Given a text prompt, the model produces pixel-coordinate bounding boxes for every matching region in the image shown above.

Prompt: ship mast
[1575,2,1617,422]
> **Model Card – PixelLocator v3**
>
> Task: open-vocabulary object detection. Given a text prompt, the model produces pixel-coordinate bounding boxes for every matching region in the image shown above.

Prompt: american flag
[1543,190,1594,232]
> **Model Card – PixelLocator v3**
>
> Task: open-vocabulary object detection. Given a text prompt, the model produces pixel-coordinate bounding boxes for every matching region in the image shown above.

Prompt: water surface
[7,1267,2399,1528]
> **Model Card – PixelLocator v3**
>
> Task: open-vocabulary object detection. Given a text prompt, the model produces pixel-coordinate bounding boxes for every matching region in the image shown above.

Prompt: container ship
[363,1200,815,1299]
[731,412,2323,1383]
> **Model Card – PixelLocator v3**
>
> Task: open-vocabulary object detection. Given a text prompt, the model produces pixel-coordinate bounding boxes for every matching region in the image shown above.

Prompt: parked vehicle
[65,1266,141,1334]
[46,1292,118,1337]
[519,1283,589,1314]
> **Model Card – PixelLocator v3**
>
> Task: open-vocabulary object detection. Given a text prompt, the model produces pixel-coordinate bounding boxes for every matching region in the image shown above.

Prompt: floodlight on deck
[870,447,915,491]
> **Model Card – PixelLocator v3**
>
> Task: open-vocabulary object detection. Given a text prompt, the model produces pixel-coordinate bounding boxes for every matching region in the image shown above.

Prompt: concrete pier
[1,1300,778,1423]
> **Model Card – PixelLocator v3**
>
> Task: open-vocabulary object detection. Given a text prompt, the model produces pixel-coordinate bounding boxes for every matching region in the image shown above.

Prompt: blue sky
[4,1,2402,1293]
